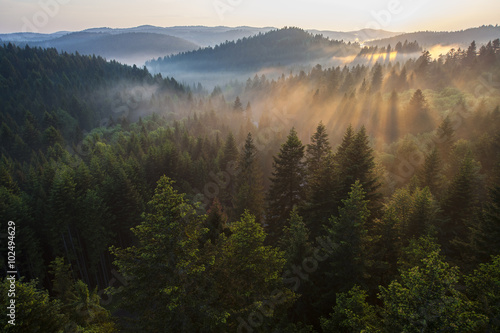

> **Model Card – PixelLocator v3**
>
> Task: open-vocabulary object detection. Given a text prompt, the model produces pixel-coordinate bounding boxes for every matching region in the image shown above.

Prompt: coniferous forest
[1,28,500,332]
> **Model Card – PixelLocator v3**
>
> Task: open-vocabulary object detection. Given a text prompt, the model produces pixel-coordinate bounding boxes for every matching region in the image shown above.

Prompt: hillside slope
[147,27,360,73]
[367,25,500,48]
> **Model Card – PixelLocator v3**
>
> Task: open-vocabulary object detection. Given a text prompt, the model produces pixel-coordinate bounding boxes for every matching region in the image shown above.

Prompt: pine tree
[266,128,306,241]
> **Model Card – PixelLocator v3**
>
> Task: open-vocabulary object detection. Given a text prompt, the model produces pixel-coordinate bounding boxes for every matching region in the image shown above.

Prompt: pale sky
[0,0,499,34]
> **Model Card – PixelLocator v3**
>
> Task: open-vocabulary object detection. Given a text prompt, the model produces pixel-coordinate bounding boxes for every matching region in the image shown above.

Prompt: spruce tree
[322,181,371,292]
[314,181,372,318]
[302,121,334,236]
[305,121,331,197]
[335,126,381,217]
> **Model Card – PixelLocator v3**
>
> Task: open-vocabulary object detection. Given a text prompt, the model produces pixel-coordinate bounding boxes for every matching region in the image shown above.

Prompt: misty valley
[1,24,500,332]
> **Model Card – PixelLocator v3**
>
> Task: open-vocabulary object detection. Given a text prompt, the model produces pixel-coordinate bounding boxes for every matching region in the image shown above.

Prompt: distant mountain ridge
[1,25,498,67]
[366,25,500,48]
[308,28,401,42]
[34,32,198,65]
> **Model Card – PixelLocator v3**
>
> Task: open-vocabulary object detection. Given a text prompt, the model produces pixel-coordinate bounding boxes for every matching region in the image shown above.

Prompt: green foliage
[213,210,295,330]
[202,198,229,245]
[0,279,68,332]
[312,180,372,321]
[48,257,117,332]
[148,27,360,72]
[324,181,371,289]
[280,209,313,267]
[465,255,500,331]
[380,250,486,332]
[110,176,209,331]
[397,236,442,272]
[267,127,306,241]
[321,285,381,333]
[234,132,265,223]
[335,125,382,218]
[2,36,500,331]
[419,147,444,196]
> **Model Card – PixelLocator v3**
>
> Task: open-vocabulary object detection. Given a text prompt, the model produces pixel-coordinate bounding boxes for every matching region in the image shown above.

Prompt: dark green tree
[211,210,296,330]
[202,197,228,245]
[305,121,331,199]
[0,279,68,332]
[419,147,443,196]
[465,255,500,332]
[234,132,265,223]
[315,180,371,317]
[335,126,382,218]
[219,132,239,212]
[321,285,380,333]
[442,156,482,259]
[266,128,306,241]
[279,209,313,267]
[380,250,486,332]
[110,176,210,332]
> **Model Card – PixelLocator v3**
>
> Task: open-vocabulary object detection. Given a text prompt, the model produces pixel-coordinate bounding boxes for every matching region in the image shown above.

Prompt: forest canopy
[1,35,500,332]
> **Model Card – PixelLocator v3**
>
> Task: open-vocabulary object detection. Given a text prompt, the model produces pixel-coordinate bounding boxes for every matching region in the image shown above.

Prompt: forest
[147,28,361,73]
[1,34,500,332]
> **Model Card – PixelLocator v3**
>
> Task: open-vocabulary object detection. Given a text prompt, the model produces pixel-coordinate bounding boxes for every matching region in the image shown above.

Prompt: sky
[0,0,499,34]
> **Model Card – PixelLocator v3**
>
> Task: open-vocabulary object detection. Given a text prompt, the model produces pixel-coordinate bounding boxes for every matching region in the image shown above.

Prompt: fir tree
[335,126,381,218]
[266,128,306,241]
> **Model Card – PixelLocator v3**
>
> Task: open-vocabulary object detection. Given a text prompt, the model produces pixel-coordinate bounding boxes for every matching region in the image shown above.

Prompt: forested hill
[367,25,500,48]
[147,27,361,73]
[0,43,186,161]
[29,32,200,65]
